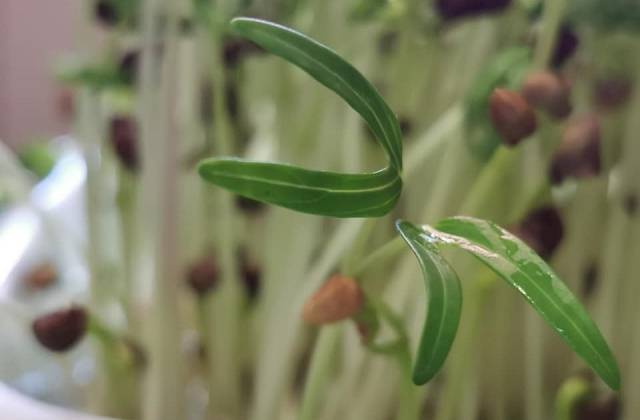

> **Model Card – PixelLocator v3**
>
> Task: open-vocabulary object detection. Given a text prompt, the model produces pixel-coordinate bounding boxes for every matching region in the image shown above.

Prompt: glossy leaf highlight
[429,216,620,390]
[395,220,463,385]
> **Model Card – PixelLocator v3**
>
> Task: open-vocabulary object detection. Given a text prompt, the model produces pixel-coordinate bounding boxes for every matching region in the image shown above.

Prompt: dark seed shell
[33,306,87,352]
[489,88,537,146]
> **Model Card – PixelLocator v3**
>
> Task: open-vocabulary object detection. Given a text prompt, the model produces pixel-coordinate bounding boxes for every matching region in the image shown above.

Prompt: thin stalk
[249,218,365,420]
[298,326,341,420]
[139,0,184,418]
[460,147,517,216]
[434,272,490,420]
[594,61,640,347]
[522,0,570,413]
[116,169,139,332]
[524,309,545,420]
[403,105,463,180]
[397,348,421,420]
[532,0,567,69]
[76,89,127,415]
[624,225,640,416]
[610,60,640,388]
[202,23,244,417]
[619,220,640,417]
[351,236,404,279]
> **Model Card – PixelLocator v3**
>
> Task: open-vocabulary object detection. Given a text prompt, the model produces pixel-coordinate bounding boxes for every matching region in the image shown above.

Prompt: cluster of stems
[21,1,640,420]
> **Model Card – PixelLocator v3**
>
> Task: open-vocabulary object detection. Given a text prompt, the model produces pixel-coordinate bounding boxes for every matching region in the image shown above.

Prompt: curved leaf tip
[228,16,403,171]
[198,17,405,218]
[395,220,463,385]
[199,158,402,217]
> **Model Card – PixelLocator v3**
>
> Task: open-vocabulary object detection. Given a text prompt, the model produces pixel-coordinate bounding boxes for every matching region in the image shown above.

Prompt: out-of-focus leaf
[18,144,56,179]
[58,64,125,90]
[199,18,403,218]
[199,160,401,217]
[568,0,640,32]
[428,216,620,390]
[464,47,531,160]
[349,0,388,21]
[395,220,463,385]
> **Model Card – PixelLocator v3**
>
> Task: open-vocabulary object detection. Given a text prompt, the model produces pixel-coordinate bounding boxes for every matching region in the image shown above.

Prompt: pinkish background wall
[0,1,81,149]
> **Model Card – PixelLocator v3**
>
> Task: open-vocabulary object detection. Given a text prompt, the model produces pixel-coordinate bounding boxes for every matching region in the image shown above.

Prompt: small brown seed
[302,275,364,325]
[582,262,599,298]
[398,117,413,137]
[550,114,601,184]
[110,116,139,172]
[489,88,537,146]
[242,265,261,301]
[118,50,139,86]
[238,250,262,301]
[235,195,266,214]
[223,37,265,68]
[435,0,512,21]
[23,262,57,290]
[186,256,220,296]
[575,394,620,420]
[521,71,572,119]
[94,0,118,27]
[32,306,87,352]
[377,31,399,55]
[551,25,579,68]
[510,206,564,260]
[593,77,632,111]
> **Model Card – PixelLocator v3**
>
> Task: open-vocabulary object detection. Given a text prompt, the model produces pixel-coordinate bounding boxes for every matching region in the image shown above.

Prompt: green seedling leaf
[230,18,402,169]
[395,220,463,385]
[198,18,403,218]
[428,216,620,390]
[199,160,401,217]
[464,47,531,160]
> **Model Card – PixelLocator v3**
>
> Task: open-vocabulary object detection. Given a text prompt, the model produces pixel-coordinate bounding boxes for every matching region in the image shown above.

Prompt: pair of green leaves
[198,17,403,217]
[396,217,620,390]
[198,18,619,390]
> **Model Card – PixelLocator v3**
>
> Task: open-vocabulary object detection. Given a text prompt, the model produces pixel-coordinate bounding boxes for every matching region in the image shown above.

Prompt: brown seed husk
[23,262,57,290]
[303,275,364,325]
[489,88,537,146]
[575,394,620,420]
[550,114,601,184]
[510,207,564,260]
[521,71,572,119]
[593,77,632,111]
[32,306,87,352]
[186,256,220,296]
[110,116,139,172]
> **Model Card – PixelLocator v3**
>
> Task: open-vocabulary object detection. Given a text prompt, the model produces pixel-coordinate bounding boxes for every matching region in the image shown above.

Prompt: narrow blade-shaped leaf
[395,220,463,385]
[199,18,405,218]
[230,17,403,170]
[199,159,402,217]
[428,216,620,390]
